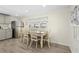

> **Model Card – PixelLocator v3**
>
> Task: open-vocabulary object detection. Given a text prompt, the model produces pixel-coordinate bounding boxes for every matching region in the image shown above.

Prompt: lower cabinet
[0,30,5,40]
[5,29,12,39]
[0,29,12,40]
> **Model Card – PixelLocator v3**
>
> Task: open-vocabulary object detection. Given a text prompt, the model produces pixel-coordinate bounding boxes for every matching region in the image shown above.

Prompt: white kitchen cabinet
[0,30,3,40]
[0,30,2,40]
[0,29,12,40]
[0,15,5,24]
[0,14,12,40]
[5,16,11,24]
[0,15,11,24]
[1,30,5,39]
[5,29,12,39]
[0,30,5,40]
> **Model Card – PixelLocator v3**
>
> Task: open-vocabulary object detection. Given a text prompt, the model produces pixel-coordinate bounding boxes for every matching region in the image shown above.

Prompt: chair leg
[20,38,22,43]
[23,38,25,43]
[36,41,38,48]
[29,40,33,48]
[23,38,24,43]
[26,39,29,47]
[48,42,50,48]
[21,36,23,43]
[48,39,50,48]
[40,40,43,48]
[40,36,43,48]
[44,40,45,45]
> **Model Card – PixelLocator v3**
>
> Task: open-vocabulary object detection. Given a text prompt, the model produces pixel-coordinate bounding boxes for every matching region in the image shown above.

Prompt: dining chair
[43,31,50,48]
[39,31,44,48]
[29,31,38,48]
[18,32,23,43]
[22,31,30,47]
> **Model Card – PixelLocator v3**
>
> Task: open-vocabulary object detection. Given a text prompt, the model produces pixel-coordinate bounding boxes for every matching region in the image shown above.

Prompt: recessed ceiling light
[42,5,46,8]
[25,10,29,13]
[15,14,18,16]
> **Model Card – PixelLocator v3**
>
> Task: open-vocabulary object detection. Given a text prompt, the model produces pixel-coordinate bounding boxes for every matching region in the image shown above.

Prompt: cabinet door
[2,30,5,39]
[0,30,5,40]
[5,16,11,24]
[5,29,12,39]
[8,29,12,38]
[0,30,1,40]
[0,15,4,24]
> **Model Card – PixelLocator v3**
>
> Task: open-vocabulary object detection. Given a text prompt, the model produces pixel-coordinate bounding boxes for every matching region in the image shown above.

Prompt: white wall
[69,6,79,53]
[47,11,71,46]
[21,8,71,46]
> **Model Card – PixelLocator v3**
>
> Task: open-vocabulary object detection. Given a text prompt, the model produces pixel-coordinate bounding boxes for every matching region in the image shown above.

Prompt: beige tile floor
[0,39,71,53]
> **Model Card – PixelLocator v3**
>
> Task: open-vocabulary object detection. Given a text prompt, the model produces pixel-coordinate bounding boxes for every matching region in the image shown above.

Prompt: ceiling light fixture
[25,10,29,13]
[15,14,18,16]
[42,5,46,8]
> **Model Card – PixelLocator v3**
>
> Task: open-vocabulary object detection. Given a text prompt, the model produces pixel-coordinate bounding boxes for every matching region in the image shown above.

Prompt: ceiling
[0,5,71,16]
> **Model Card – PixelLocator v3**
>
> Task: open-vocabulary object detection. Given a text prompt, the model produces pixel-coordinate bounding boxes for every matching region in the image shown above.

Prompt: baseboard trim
[51,42,71,53]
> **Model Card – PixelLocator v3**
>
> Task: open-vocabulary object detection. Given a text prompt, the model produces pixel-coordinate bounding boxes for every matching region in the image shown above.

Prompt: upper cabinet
[4,16,11,24]
[0,14,5,24]
[0,14,11,24]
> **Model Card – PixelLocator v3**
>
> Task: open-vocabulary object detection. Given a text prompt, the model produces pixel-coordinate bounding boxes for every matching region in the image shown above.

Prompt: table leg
[41,36,43,48]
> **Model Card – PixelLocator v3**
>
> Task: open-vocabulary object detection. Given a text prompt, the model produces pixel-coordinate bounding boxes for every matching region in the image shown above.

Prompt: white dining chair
[19,29,29,47]
[22,33,29,47]
[29,31,39,48]
[18,32,23,43]
[43,31,50,48]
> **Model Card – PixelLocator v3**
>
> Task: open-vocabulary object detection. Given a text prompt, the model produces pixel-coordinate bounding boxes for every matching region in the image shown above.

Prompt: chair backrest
[41,31,48,39]
[18,32,23,38]
[30,31,37,40]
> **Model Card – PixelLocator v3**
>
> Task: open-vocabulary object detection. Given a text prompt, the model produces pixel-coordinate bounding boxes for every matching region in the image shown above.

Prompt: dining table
[26,30,48,48]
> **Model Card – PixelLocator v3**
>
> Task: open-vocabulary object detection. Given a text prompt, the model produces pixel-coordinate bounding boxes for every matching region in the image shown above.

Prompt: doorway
[11,21,16,38]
